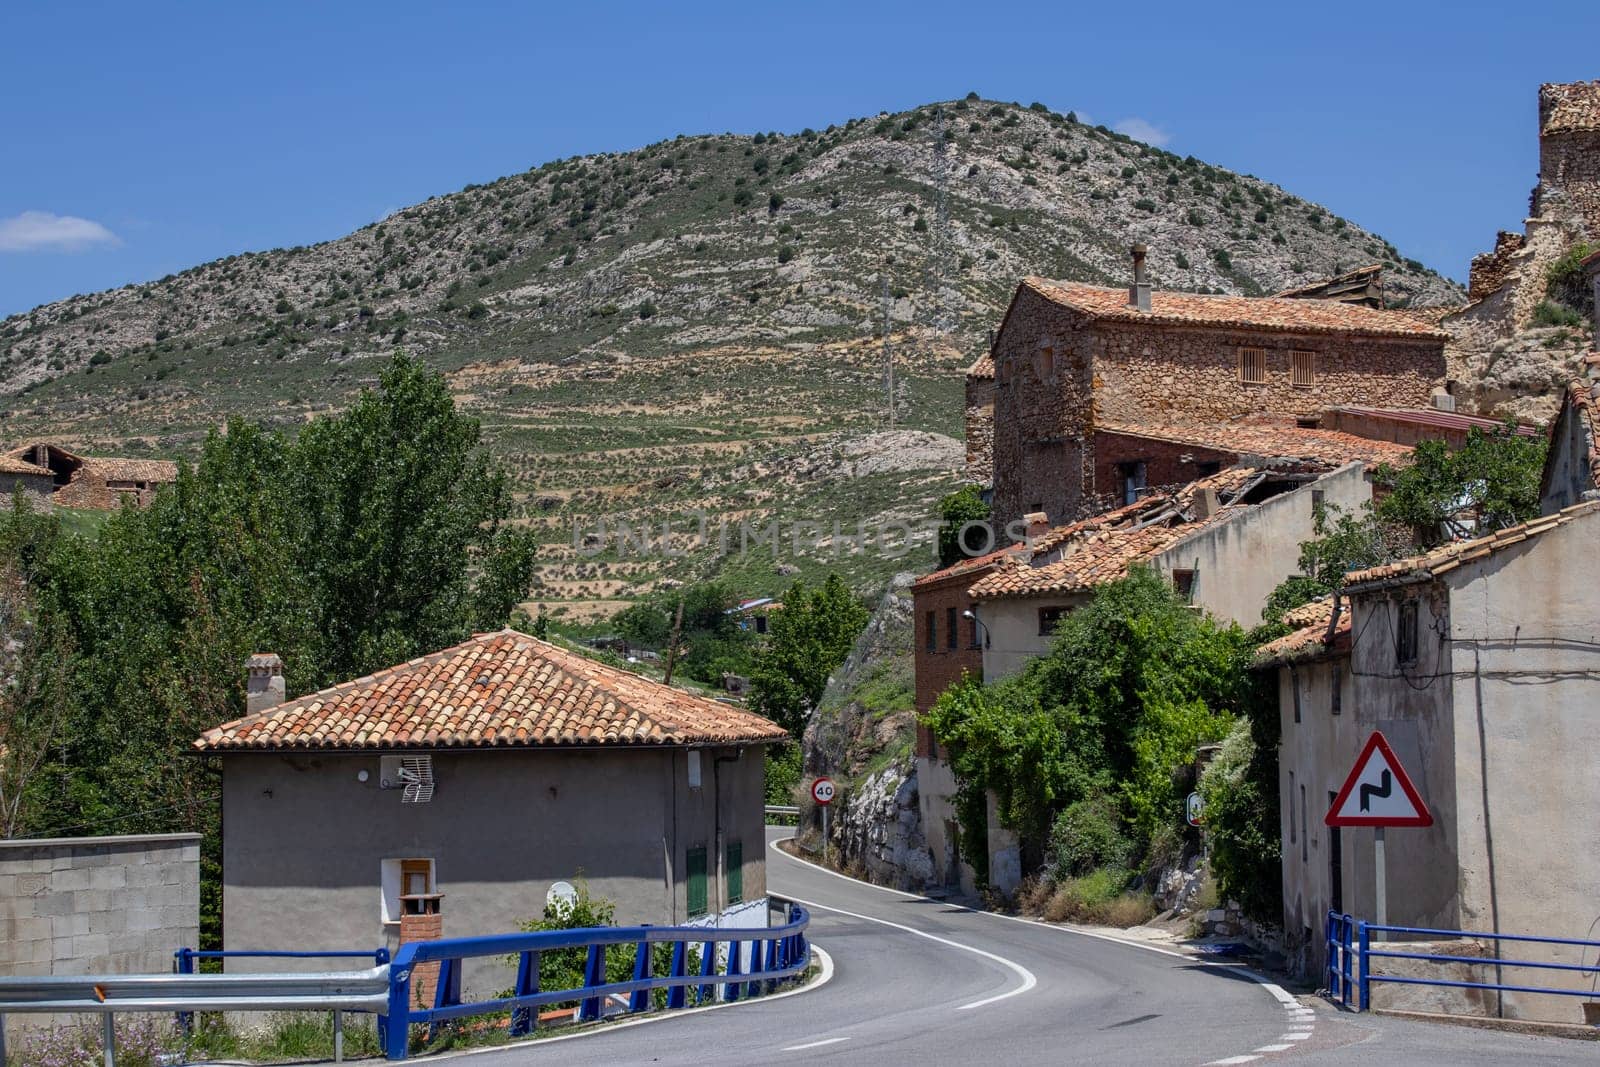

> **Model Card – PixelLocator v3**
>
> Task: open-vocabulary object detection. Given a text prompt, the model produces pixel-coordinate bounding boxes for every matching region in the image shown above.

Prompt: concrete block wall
[0,833,201,981]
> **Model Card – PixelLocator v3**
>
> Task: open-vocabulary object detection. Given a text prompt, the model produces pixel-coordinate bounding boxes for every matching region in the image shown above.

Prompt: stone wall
[1539,81,1600,240]
[964,370,994,486]
[0,471,55,506]
[1468,232,1526,302]
[0,833,201,983]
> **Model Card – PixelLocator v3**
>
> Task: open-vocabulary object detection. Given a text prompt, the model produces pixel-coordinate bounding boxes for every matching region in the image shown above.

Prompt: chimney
[1129,244,1152,313]
[1191,487,1221,520]
[246,653,285,715]
[1023,511,1051,539]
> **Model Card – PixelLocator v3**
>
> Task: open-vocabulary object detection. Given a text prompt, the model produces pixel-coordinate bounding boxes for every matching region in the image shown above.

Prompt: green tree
[1373,423,1545,547]
[935,485,992,567]
[748,575,868,735]
[1261,504,1409,621]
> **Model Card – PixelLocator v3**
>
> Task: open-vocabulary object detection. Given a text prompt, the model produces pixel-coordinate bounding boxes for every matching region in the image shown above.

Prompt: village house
[194,629,785,997]
[1,442,176,509]
[914,456,1400,892]
[1259,502,1600,1024]
[981,253,1448,533]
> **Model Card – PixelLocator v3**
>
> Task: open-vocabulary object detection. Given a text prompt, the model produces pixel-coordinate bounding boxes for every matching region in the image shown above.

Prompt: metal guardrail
[380,903,812,1060]
[0,966,389,1066]
[764,805,800,816]
[1325,910,1600,1013]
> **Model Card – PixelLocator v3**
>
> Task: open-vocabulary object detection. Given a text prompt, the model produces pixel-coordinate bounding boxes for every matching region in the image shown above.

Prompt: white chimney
[246,653,286,714]
[1129,244,1152,313]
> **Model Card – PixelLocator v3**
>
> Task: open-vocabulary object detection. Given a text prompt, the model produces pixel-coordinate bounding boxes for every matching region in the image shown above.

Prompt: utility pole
[881,264,894,428]
[661,595,686,685]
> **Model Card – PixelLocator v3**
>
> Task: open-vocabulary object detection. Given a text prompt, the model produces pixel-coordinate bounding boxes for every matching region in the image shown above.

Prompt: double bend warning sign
[1325,730,1432,828]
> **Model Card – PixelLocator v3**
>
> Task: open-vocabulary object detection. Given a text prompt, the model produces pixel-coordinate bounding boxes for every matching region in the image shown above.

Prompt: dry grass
[1018,868,1156,928]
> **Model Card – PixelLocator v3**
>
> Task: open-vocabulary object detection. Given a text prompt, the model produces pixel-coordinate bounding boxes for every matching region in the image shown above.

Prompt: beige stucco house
[195,630,785,997]
[1260,502,1600,1023]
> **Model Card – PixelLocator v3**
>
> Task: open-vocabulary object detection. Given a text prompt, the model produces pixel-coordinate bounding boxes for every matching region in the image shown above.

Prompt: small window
[1291,350,1316,388]
[1238,346,1268,385]
[1330,672,1342,716]
[686,847,708,918]
[968,612,983,649]
[1034,345,1056,381]
[1196,461,1221,477]
[1171,569,1196,602]
[754,615,768,635]
[382,857,436,923]
[1117,460,1147,506]
[1311,488,1325,515]
[946,606,958,650]
[1039,606,1067,636]
[1288,771,1297,843]
[1300,783,1309,863]
[1291,667,1302,723]
[924,611,936,653]
[725,841,743,906]
[1396,600,1418,666]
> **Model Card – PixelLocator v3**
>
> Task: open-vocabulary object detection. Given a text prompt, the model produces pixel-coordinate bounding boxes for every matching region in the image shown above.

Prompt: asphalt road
[461,828,1596,1065]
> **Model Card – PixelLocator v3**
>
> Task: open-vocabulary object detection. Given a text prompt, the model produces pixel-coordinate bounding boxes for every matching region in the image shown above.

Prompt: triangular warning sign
[1325,731,1432,827]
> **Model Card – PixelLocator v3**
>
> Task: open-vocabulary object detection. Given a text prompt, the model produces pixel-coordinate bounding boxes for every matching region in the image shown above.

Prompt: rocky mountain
[0,96,1464,613]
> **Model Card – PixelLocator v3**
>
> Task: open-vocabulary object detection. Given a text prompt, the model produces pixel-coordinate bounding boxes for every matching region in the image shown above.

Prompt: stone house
[3,443,177,509]
[987,261,1447,534]
[1,453,56,505]
[195,629,785,996]
[1259,503,1600,1023]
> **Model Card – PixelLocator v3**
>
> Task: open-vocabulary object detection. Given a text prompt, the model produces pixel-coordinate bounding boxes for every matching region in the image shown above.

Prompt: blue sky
[2,1,1596,318]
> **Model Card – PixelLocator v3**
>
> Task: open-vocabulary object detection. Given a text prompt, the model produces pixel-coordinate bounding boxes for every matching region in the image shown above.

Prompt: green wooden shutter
[686,847,708,917]
[725,841,743,905]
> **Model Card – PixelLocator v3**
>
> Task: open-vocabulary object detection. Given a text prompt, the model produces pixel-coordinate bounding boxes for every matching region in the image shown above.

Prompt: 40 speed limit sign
[810,777,836,805]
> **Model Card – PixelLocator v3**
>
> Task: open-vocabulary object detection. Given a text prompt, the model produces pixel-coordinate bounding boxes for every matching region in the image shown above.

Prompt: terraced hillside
[0,96,1463,614]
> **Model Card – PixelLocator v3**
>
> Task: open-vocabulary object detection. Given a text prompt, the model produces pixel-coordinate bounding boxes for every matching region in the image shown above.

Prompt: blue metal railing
[378,904,811,1060]
[1325,911,1600,1013]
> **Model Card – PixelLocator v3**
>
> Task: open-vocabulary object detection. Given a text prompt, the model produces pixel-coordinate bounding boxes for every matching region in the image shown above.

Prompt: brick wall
[912,576,986,757]
[0,833,200,986]
[1091,431,1238,514]
[400,910,444,1006]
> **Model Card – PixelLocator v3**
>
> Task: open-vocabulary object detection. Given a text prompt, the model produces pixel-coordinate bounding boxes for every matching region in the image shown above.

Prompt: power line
[19,794,221,840]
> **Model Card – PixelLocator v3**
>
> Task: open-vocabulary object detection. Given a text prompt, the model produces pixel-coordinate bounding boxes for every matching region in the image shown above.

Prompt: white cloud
[0,211,120,253]
[1113,117,1171,148]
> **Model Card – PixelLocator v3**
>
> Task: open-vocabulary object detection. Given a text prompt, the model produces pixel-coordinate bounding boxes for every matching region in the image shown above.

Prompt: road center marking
[782,892,1038,1011]
[781,1037,850,1051]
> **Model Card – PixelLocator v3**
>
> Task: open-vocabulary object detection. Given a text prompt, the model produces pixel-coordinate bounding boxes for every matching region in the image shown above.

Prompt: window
[1288,771,1296,843]
[1237,346,1268,384]
[1291,667,1301,723]
[1039,606,1067,636]
[946,607,958,650]
[968,612,983,649]
[754,615,768,635]
[924,610,936,653]
[1300,783,1309,863]
[381,857,436,923]
[686,847,708,918]
[1290,350,1316,388]
[1171,569,1196,602]
[725,842,743,906]
[1196,461,1221,477]
[1117,460,1147,505]
[1311,488,1325,515]
[1033,345,1056,381]
[1396,600,1419,666]
[1330,672,1342,716]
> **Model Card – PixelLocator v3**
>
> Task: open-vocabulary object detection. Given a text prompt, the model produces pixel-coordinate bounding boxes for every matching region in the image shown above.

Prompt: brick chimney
[1129,244,1152,313]
[246,654,285,714]
[1023,511,1051,539]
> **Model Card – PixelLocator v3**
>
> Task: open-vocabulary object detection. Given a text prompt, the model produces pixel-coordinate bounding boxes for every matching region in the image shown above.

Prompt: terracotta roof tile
[1342,501,1600,590]
[1541,80,1600,135]
[81,457,178,482]
[194,629,788,752]
[967,354,995,380]
[1097,418,1412,470]
[1022,277,1450,340]
[967,468,1260,600]
[1256,597,1352,663]
[912,544,1022,589]
[0,454,51,476]
[1562,379,1600,492]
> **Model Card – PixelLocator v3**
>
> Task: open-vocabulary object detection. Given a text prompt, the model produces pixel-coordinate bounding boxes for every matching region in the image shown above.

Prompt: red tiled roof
[1559,379,1600,492]
[0,454,51,477]
[1272,263,1383,299]
[1343,501,1600,590]
[81,457,178,482]
[1097,418,1413,469]
[1256,597,1351,664]
[1541,80,1600,135]
[1327,405,1542,439]
[967,354,995,380]
[1022,277,1451,340]
[967,468,1259,600]
[913,544,1021,589]
[194,629,788,752]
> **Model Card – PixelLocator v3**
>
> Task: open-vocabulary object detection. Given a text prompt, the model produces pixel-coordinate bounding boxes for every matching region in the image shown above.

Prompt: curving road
[462,828,1595,1065]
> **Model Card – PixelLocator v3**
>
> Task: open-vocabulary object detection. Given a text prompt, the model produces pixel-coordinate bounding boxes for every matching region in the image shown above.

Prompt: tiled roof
[1343,501,1600,590]
[194,629,788,752]
[1022,277,1450,340]
[1272,263,1383,299]
[1256,597,1351,664]
[967,354,995,380]
[81,457,178,482]
[1325,406,1542,439]
[913,544,1021,589]
[0,454,51,476]
[967,468,1259,600]
[1541,81,1600,135]
[1560,379,1600,492]
[1097,418,1412,469]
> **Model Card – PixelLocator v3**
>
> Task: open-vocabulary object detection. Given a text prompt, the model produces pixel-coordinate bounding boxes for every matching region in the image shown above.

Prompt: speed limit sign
[811,777,835,805]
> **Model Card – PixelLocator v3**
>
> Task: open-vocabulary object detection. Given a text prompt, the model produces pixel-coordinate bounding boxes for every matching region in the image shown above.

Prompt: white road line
[1279,1032,1313,1041]
[1206,1057,1260,1065]
[1255,1044,1294,1052]
[784,892,1038,1011]
[781,1036,850,1051]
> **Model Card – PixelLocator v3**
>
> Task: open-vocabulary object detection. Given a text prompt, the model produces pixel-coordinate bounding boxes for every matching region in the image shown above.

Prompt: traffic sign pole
[823,805,829,866]
[1373,827,1386,939]
[810,777,836,867]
